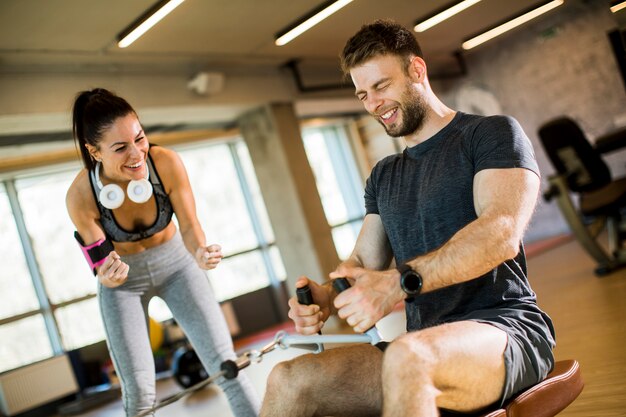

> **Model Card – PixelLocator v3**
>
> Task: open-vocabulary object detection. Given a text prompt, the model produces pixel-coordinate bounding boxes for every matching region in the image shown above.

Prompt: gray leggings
[98,232,260,417]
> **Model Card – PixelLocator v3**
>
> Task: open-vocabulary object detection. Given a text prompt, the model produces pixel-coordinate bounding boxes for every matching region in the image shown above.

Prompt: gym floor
[50,236,626,417]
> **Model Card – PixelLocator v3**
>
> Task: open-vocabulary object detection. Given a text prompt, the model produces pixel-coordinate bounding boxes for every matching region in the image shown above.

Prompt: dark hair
[72,88,136,170]
[340,19,423,76]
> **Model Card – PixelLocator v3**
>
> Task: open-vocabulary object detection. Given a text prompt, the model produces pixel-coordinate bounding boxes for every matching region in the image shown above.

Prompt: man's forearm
[408,212,522,293]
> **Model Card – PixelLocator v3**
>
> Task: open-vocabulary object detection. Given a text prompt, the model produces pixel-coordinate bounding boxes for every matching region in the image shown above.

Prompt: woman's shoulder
[66,168,98,220]
[149,145,183,167]
[66,169,90,200]
[150,145,185,170]
[148,146,187,192]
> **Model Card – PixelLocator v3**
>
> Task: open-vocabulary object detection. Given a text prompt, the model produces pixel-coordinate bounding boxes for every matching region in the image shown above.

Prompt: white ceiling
[0,0,551,77]
[0,0,580,146]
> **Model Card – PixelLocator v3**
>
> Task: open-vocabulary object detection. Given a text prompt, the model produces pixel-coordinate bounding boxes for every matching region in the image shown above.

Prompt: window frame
[301,119,368,259]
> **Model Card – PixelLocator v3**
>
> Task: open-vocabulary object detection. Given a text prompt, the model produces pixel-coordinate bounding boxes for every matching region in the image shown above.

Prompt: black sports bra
[89,150,174,242]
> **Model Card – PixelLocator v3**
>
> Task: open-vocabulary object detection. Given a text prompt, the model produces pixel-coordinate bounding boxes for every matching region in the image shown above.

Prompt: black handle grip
[296,285,314,305]
[295,284,324,351]
[331,277,383,345]
[331,277,351,293]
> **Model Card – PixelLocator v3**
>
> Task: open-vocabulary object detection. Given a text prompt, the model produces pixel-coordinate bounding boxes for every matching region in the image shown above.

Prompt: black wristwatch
[397,264,423,299]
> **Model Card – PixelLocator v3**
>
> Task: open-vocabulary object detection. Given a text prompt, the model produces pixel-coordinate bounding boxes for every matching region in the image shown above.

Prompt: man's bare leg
[260,344,383,417]
[382,320,507,417]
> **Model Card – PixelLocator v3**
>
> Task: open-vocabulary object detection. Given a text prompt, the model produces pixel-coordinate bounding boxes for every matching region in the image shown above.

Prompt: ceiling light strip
[414,0,482,33]
[611,1,626,13]
[118,0,185,48]
[462,0,564,50]
[275,0,354,46]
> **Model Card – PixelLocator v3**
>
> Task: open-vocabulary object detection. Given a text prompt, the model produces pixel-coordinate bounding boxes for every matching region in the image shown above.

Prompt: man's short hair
[340,19,423,76]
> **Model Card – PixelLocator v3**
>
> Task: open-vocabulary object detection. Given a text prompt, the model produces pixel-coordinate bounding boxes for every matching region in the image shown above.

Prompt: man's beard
[378,84,427,138]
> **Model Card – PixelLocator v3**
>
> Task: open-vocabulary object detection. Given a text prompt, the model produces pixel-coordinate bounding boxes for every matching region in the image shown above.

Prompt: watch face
[401,270,422,295]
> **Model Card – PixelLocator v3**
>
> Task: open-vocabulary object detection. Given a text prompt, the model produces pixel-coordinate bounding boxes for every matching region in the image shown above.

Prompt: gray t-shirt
[364,112,555,378]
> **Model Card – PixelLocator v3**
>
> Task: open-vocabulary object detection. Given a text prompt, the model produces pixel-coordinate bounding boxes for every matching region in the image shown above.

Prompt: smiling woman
[64,88,260,417]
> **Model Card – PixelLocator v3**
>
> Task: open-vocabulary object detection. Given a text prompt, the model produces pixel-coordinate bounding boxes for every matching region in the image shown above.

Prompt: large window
[15,171,102,351]
[0,184,40,319]
[0,181,57,372]
[173,139,285,302]
[302,123,366,259]
[0,137,284,372]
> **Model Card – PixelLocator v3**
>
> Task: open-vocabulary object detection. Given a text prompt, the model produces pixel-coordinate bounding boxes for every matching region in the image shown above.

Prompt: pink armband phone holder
[74,232,114,275]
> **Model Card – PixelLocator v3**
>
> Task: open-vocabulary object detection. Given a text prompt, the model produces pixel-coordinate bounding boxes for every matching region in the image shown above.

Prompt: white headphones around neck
[95,161,153,209]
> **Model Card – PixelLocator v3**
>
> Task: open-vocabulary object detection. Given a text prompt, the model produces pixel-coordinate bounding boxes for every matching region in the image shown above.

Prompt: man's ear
[408,56,427,82]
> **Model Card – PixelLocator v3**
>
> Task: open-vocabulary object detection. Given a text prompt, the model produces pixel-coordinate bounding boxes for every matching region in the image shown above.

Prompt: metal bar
[280,333,373,347]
